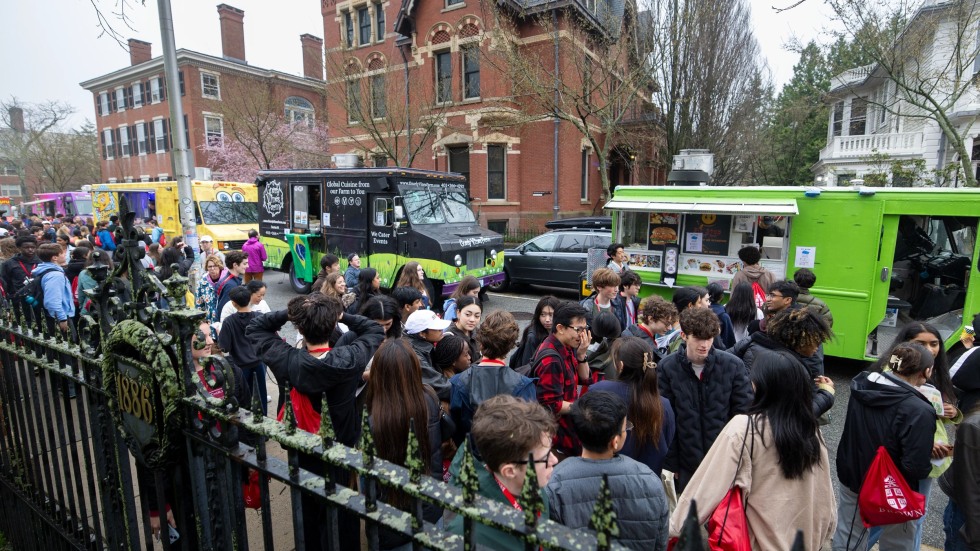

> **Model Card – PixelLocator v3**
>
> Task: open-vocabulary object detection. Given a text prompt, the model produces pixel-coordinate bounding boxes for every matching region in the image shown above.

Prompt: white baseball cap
[200,235,213,242]
[404,310,451,335]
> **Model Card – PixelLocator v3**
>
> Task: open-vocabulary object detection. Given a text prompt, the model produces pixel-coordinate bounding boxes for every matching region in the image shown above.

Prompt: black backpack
[14,266,58,310]
[514,346,562,378]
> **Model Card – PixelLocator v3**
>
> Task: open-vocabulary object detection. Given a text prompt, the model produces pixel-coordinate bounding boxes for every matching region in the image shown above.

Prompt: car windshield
[402,189,476,225]
[198,201,259,225]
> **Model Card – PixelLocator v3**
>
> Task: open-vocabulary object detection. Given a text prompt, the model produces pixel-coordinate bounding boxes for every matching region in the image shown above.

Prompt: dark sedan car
[491,226,611,291]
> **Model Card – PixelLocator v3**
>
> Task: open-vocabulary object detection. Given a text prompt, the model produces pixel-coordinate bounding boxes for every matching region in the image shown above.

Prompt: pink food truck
[20,191,93,219]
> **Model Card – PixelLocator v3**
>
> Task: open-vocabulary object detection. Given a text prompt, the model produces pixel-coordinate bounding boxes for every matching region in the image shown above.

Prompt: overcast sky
[1,0,839,129]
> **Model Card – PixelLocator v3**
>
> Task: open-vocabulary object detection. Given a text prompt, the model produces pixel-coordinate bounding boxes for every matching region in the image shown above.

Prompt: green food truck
[256,168,504,303]
[596,185,980,361]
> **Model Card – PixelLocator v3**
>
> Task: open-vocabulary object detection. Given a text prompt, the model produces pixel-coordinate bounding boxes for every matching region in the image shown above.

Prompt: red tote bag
[858,446,925,527]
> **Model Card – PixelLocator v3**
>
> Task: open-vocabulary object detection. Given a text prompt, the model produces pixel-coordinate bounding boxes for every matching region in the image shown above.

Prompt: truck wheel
[289,261,312,294]
[487,270,509,293]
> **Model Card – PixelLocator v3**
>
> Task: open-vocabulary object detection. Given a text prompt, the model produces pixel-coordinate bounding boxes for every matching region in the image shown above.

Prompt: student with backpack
[218,286,267,415]
[533,302,593,459]
[213,250,247,317]
[0,236,39,300]
[33,243,74,333]
[831,343,935,551]
[731,245,774,308]
[95,221,116,252]
[449,311,535,443]
[148,218,166,246]
[1,236,40,322]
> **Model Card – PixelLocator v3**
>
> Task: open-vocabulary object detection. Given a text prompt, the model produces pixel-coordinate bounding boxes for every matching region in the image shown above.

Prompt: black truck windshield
[198,201,259,225]
[403,189,476,225]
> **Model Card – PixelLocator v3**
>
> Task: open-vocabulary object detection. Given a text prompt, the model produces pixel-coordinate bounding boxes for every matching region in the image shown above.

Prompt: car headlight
[490,249,497,258]
[454,254,463,267]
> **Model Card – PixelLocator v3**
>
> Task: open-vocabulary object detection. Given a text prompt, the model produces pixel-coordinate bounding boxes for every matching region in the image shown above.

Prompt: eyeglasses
[766,293,784,299]
[566,325,588,334]
[624,420,634,432]
[513,448,555,465]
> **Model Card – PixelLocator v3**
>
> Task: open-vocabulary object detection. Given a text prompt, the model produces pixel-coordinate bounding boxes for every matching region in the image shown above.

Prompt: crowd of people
[3,214,980,551]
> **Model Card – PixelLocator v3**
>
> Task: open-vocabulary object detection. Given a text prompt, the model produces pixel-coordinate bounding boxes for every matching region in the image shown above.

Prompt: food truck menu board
[648,213,680,249]
[683,214,732,256]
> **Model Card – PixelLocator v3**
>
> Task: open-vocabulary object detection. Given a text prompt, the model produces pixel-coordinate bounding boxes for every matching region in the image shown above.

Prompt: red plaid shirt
[532,334,582,456]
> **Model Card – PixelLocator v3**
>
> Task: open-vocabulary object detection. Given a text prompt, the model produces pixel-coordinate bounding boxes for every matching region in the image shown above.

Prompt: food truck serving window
[613,198,797,279]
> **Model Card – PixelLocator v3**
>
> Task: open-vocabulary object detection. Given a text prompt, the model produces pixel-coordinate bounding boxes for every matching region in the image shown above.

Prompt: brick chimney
[8,107,24,133]
[129,39,152,65]
[217,4,246,63]
[300,34,324,80]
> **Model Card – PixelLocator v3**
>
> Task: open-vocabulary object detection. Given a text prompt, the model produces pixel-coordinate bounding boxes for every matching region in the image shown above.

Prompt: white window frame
[285,97,316,125]
[201,72,221,100]
[115,87,126,112]
[135,122,148,155]
[103,129,115,159]
[150,77,163,103]
[153,119,167,152]
[99,92,110,116]
[358,6,371,45]
[132,82,143,108]
[0,184,22,197]
[119,125,131,157]
[204,114,224,144]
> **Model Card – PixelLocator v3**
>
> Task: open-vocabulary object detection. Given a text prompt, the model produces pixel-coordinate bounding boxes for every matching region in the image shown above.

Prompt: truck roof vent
[332,154,361,169]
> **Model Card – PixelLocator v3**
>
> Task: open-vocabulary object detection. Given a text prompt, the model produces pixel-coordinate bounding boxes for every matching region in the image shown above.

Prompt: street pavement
[258,271,948,550]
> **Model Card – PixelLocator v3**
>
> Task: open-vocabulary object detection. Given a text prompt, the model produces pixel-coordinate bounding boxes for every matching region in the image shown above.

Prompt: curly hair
[766,307,833,354]
[477,310,520,359]
[638,295,678,325]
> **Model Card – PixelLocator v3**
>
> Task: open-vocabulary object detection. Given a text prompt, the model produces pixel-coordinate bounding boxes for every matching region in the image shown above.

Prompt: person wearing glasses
[546,390,669,550]
[532,302,593,459]
[657,307,752,493]
[447,395,558,549]
[749,280,800,336]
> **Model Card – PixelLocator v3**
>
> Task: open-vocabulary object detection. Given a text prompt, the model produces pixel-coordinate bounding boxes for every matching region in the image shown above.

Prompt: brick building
[320,0,664,234]
[80,4,327,184]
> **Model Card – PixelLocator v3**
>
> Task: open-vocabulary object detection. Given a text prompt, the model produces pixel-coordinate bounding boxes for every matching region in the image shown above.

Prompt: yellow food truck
[84,181,258,250]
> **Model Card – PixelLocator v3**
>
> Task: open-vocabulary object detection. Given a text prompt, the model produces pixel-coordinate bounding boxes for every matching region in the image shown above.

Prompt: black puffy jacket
[247,311,384,446]
[836,371,935,493]
[729,331,825,378]
[657,344,753,478]
[728,333,834,417]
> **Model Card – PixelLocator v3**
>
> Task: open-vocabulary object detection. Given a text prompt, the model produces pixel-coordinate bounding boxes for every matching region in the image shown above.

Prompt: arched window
[285,96,315,125]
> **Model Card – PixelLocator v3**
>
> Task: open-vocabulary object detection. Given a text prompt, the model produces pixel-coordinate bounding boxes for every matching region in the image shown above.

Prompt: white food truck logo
[263,180,284,217]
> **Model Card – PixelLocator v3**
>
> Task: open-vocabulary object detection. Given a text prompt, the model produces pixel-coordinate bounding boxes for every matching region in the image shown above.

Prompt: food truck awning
[18,199,56,207]
[604,197,799,216]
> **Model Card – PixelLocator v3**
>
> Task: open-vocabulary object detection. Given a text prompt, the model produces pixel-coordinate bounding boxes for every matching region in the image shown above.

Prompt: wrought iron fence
[0,200,642,551]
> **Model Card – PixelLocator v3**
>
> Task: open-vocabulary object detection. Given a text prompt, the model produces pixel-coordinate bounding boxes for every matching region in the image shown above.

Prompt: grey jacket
[546,455,668,551]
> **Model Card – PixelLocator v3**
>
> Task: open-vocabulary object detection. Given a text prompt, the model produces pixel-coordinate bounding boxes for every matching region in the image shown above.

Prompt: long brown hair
[320,272,344,297]
[365,340,432,494]
[395,261,427,295]
[612,337,664,450]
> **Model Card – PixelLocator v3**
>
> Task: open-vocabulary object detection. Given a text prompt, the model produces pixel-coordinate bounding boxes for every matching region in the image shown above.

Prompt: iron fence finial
[589,474,620,550]
[518,452,544,528]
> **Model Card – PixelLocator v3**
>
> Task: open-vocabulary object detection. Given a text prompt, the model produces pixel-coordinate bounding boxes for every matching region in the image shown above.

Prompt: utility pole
[157,0,200,257]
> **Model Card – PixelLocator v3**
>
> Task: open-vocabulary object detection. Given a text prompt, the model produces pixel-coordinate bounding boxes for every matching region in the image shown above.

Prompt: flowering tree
[201,118,331,183]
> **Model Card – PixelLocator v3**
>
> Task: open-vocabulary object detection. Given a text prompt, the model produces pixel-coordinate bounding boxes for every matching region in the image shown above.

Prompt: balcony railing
[819,132,923,160]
